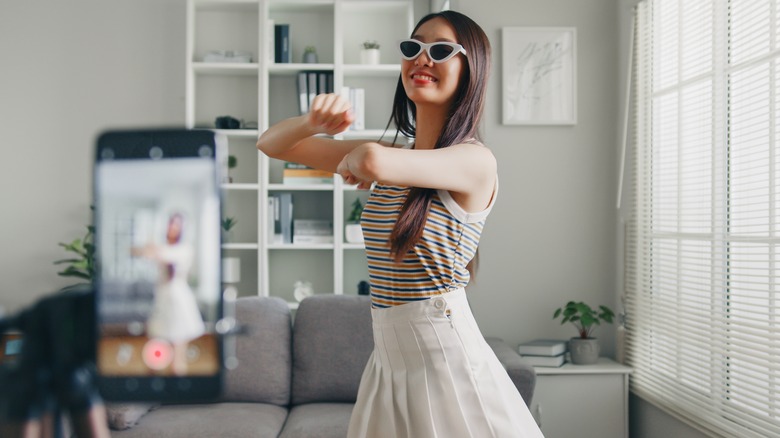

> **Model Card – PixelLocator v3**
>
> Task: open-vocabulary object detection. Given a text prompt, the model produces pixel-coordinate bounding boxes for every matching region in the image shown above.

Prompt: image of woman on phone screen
[257,10,544,438]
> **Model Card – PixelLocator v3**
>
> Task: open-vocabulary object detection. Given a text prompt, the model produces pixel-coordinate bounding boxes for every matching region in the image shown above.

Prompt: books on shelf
[517,339,568,356]
[297,71,335,115]
[517,339,568,368]
[293,219,333,244]
[340,86,365,131]
[267,193,294,244]
[520,353,566,368]
[283,162,332,185]
[274,24,290,63]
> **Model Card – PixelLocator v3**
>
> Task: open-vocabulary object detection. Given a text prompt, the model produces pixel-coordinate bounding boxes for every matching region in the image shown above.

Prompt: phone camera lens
[150,146,163,160]
[198,145,212,157]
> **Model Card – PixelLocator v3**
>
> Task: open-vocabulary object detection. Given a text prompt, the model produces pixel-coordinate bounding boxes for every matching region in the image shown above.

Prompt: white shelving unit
[185,0,413,306]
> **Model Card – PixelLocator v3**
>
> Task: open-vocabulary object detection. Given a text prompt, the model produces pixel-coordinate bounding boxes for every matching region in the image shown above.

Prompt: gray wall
[0,0,186,315]
[453,0,620,356]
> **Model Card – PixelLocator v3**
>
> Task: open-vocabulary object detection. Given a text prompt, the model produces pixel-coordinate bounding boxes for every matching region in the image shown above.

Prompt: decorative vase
[360,48,380,65]
[222,257,241,284]
[345,223,364,243]
[569,337,600,365]
[303,51,318,63]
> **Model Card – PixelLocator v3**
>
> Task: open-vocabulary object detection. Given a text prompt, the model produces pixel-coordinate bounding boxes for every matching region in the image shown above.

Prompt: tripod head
[0,285,109,438]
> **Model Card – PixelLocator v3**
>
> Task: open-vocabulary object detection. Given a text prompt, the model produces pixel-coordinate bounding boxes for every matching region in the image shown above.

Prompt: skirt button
[433,298,445,309]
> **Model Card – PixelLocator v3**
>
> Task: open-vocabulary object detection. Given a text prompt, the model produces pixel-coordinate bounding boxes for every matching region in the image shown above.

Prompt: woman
[257,10,543,438]
[133,213,205,375]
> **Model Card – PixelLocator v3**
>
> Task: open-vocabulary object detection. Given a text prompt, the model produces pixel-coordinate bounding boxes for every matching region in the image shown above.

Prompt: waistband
[371,289,469,325]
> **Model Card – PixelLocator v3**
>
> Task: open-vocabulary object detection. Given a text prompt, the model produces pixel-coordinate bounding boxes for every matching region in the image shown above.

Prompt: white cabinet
[185,0,413,306]
[531,358,632,438]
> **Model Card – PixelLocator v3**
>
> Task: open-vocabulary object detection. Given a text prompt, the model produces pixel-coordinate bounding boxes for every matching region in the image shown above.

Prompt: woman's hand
[308,93,355,136]
[337,145,375,190]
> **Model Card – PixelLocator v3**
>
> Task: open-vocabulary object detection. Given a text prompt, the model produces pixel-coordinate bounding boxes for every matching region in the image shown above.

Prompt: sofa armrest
[485,337,536,407]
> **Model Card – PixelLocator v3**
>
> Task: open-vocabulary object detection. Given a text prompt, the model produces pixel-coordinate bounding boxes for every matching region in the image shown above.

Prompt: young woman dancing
[257,10,544,438]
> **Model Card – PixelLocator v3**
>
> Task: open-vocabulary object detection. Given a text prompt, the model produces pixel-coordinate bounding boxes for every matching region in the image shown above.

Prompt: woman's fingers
[309,93,353,134]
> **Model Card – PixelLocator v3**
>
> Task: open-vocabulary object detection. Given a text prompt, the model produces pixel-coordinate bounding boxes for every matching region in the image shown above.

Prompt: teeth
[413,74,436,82]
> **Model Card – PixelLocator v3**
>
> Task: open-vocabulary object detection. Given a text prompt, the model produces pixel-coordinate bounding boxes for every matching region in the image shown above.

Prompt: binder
[297,72,308,114]
[307,72,317,108]
[279,193,293,243]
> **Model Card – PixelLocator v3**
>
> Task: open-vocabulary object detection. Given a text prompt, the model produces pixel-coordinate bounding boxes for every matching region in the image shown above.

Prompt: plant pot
[568,337,600,365]
[303,51,318,63]
[360,48,380,65]
[345,223,364,243]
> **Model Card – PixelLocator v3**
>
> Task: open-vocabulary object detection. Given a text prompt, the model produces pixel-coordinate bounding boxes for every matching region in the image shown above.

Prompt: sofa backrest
[222,296,292,406]
[291,294,373,405]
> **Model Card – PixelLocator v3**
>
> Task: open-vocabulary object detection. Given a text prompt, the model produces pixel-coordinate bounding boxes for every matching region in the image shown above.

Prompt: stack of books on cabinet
[517,339,568,367]
[283,162,332,185]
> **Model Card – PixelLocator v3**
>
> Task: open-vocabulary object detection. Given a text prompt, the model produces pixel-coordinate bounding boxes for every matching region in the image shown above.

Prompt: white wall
[0,0,186,314]
[452,0,620,356]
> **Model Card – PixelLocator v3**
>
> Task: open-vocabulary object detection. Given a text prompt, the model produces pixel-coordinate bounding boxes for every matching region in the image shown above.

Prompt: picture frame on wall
[502,27,577,125]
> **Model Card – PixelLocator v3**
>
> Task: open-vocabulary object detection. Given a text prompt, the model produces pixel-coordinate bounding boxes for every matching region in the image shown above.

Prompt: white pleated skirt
[347,289,545,438]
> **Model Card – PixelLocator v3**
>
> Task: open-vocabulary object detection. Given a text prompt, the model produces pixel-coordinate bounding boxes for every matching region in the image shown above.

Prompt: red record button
[142,338,174,370]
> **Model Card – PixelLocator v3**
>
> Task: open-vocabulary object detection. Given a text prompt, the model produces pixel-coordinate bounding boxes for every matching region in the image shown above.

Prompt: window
[626,0,780,436]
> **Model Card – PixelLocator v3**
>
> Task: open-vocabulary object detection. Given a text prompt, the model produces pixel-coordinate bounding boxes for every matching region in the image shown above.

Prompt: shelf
[211,129,259,138]
[194,0,258,12]
[268,183,334,191]
[269,63,336,75]
[222,243,259,250]
[343,243,366,250]
[343,64,401,77]
[269,0,334,13]
[268,243,335,250]
[221,183,260,190]
[193,62,259,76]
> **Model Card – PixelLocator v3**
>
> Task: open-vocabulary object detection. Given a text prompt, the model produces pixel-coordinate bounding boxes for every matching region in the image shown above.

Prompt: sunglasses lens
[400,41,421,58]
[430,43,455,61]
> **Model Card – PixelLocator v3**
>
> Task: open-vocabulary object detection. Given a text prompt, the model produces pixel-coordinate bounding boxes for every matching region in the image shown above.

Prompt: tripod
[0,285,110,438]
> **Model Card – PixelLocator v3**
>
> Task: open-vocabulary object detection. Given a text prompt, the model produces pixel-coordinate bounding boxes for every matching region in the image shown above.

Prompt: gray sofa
[111,294,536,438]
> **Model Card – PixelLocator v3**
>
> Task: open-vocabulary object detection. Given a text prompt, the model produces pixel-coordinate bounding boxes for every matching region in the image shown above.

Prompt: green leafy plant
[347,198,363,223]
[228,155,237,169]
[363,40,380,50]
[222,217,238,232]
[553,301,615,339]
[304,46,317,54]
[54,223,95,282]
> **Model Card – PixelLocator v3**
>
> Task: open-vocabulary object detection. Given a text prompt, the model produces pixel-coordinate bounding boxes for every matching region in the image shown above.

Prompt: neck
[413,104,448,150]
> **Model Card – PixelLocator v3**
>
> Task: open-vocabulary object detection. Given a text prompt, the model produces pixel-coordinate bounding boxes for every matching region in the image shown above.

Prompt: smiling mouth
[412,73,437,82]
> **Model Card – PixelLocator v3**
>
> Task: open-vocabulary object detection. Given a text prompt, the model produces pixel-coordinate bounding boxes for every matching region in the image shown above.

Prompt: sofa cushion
[485,337,536,406]
[278,403,354,438]
[110,402,287,438]
[291,295,373,404]
[223,296,292,406]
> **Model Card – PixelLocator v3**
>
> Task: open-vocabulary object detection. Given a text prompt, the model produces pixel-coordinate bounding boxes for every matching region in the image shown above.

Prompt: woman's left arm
[337,142,497,210]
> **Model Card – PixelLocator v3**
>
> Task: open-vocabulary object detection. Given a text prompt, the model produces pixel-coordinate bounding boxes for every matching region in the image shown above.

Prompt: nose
[415,49,434,66]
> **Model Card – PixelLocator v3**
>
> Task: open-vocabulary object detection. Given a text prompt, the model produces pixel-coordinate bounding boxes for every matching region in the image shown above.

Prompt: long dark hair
[388,10,491,276]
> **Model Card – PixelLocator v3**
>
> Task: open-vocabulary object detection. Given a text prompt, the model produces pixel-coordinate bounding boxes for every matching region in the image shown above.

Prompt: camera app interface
[96,156,220,377]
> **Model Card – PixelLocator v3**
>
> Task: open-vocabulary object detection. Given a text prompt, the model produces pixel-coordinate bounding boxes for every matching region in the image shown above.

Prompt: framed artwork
[502,27,577,125]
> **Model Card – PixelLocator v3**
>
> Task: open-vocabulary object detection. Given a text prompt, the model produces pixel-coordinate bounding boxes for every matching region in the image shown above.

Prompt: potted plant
[222,217,238,242]
[360,40,380,65]
[302,46,318,63]
[54,224,95,284]
[345,198,364,243]
[227,155,237,183]
[553,301,615,365]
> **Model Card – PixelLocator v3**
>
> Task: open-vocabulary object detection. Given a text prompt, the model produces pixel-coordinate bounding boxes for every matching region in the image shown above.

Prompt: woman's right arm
[256,94,370,173]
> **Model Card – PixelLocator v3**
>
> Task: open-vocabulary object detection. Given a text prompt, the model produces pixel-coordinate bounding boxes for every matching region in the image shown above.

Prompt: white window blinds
[626,0,780,437]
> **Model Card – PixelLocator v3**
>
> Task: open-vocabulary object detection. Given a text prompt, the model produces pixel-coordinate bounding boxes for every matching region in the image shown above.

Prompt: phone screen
[94,130,223,400]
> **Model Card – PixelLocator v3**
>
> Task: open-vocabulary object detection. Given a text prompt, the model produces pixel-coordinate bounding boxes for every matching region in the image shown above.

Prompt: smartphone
[94,129,225,401]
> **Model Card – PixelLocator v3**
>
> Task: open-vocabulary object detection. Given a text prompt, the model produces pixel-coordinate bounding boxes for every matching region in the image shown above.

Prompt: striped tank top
[360,179,498,308]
